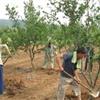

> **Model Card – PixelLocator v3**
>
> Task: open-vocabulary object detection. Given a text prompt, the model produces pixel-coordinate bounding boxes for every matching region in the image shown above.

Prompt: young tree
[5,0,47,69]
[23,0,47,69]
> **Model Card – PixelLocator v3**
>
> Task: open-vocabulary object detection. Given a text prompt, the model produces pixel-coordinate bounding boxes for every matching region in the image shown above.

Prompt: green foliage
[89,24,100,47]
[41,0,89,49]
[6,4,20,27]
[1,28,19,53]
[48,0,87,25]
[2,0,99,51]
[23,0,46,46]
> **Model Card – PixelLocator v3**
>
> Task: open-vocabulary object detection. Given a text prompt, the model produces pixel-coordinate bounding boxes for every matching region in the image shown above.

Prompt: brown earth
[0,50,100,100]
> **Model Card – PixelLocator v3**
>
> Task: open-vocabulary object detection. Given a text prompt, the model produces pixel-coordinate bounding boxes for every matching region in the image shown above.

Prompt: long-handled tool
[3,55,11,65]
[63,70,99,98]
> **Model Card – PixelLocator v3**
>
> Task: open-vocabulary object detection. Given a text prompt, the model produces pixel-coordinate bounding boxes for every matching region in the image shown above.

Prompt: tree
[23,0,47,69]
[46,0,87,25]
[5,0,47,69]
[41,0,88,49]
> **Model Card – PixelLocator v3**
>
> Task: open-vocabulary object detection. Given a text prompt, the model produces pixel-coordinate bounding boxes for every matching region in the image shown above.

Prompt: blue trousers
[0,65,3,94]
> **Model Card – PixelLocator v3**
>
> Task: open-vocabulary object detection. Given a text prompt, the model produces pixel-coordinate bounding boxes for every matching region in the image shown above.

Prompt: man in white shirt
[0,38,11,94]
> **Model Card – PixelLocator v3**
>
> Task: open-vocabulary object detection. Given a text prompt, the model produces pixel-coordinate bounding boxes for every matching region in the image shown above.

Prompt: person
[56,47,87,100]
[0,38,11,94]
[43,42,57,69]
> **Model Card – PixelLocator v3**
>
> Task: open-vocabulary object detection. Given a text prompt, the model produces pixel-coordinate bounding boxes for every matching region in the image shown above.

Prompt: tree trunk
[28,47,35,70]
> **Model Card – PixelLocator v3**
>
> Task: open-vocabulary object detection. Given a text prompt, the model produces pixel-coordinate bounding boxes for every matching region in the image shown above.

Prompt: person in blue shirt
[56,47,87,100]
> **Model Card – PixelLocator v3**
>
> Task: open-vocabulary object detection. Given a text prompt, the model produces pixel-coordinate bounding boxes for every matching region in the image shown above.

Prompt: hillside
[0,19,24,28]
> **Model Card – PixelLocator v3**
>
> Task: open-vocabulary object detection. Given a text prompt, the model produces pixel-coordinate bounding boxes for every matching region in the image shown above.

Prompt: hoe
[63,70,100,98]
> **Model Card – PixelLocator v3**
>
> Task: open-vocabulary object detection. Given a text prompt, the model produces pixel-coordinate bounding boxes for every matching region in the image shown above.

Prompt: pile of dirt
[4,78,26,96]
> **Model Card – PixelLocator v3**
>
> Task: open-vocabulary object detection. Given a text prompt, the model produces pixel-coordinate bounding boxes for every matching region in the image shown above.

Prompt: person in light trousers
[43,42,56,69]
[56,47,87,100]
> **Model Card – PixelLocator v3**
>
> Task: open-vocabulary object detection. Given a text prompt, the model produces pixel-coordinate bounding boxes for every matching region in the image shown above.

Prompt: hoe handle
[63,70,99,98]
[63,70,91,91]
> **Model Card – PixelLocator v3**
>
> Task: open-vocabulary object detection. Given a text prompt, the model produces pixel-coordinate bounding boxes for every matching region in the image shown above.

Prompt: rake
[63,70,99,98]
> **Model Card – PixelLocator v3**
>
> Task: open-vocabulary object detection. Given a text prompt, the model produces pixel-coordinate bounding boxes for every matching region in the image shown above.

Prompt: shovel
[63,70,99,98]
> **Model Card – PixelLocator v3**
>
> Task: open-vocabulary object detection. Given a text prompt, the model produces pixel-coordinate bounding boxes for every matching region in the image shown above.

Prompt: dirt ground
[0,50,100,100]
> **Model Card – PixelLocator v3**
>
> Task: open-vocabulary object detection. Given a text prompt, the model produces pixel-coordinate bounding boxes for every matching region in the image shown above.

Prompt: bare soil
[0,50,100,100]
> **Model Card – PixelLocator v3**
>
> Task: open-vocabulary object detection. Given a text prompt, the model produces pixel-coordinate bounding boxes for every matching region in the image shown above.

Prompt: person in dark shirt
[56,47,87,100]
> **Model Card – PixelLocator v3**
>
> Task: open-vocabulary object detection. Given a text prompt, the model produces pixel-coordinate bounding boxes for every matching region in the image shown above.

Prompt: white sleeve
[1,44,11,54]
